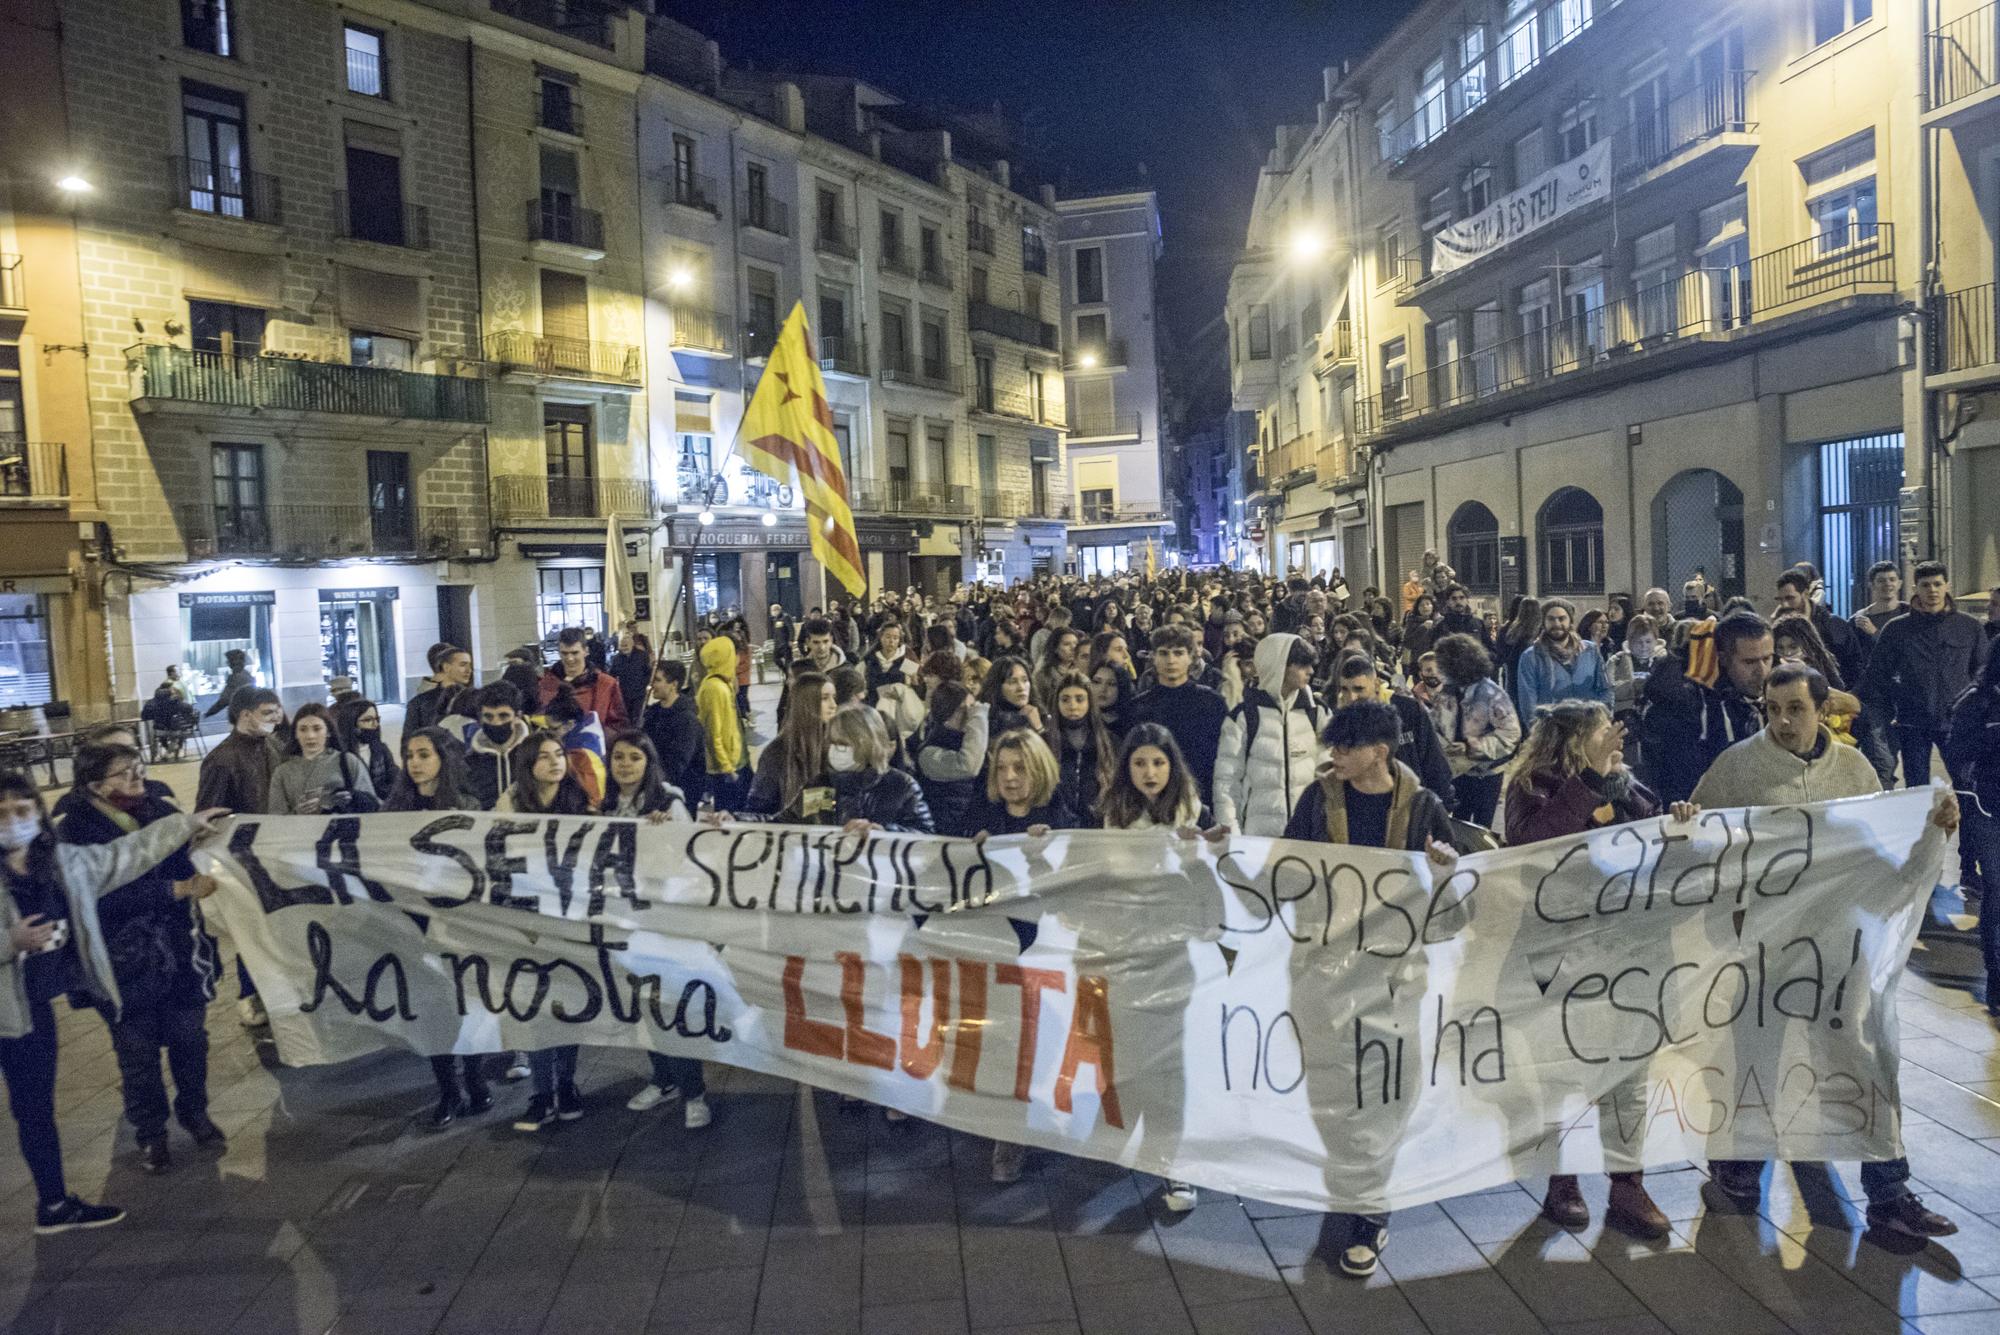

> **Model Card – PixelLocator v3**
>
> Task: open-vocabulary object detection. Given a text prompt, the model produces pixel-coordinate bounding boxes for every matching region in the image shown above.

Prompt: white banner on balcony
[1433,138,1611,277]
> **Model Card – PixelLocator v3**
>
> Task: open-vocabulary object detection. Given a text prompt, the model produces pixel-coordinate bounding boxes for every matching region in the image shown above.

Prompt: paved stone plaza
[5,721,2000,1334]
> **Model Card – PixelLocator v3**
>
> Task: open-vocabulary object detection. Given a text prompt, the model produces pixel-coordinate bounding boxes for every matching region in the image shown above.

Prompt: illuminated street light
[1077,349,1100,369]
[1288,226,1325,263]
[698,509,716,526]
[56,173,94,194]
[667,266,693,292]
[760,510,777,527]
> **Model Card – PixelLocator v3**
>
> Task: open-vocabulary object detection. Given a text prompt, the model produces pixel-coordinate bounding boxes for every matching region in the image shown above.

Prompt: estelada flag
[741,302,864,596]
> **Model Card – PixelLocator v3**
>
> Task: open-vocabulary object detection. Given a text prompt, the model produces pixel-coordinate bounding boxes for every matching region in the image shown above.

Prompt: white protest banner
[1432,137,1611,276]
[196,786,1946,1215]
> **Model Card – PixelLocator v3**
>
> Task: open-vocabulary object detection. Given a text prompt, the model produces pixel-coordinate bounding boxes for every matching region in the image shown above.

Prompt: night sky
[666,0,1417,417]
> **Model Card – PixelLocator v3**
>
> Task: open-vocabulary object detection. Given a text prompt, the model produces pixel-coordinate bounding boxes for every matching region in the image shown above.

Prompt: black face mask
[481,722,515,744]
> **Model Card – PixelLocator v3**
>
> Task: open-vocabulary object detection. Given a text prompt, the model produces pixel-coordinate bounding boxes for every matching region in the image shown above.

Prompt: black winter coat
[642,696,706,802]
[832,769,935,833]
[58,794,218,1009]
[1861,607,1989,731]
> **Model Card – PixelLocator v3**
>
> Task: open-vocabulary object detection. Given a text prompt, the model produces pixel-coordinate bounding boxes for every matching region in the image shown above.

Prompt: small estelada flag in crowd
[741,301,865,596]
[1144,536,1158,578]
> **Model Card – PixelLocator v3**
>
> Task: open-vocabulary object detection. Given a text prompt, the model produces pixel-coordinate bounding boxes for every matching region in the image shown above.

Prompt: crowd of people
[0,554,1991,1273]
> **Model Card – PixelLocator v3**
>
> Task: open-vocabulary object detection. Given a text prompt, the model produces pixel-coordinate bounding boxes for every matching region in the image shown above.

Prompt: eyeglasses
[106,765,147,783]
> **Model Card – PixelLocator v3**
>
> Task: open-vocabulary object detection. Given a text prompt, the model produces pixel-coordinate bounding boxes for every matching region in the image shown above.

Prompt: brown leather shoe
[1542,1174,1589,1230]
[1606,1172,1669,1240]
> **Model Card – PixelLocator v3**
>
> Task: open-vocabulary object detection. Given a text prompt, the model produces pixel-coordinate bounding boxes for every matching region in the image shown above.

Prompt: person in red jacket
[535,627,627,727]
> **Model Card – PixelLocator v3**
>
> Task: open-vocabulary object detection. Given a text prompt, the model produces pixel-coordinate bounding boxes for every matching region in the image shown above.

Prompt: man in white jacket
[1213,633,1324,836]
[1689,662,1961,1238]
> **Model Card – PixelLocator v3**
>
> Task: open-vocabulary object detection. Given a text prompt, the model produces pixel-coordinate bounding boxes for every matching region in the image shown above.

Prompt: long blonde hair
[1504,699,1609,796]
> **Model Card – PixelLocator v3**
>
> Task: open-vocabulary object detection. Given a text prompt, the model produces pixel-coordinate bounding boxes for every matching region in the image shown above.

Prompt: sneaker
[428,1096,462,1131]
[626,1083,680,1112]
[34,1197,126,1235]
[556,1082,585,1122]
[1867,1193,1960,1238]
[1708,1160,1763,1204]
[513,1095,557,1132]
[139,1139,171,1175]
[464,1088,493,1117]
[1163,1180,1199,1213]
[236,996,268,1029]
[683,1096,712,1130]
[504,1054,531,1082]
[991,1141,1026,1184]
[1338,1221,1388,1278]
[183,1116,226,1149]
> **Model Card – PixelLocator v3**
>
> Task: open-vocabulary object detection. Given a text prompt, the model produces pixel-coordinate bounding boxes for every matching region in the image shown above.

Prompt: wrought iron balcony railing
[1931,1,2000,110]
[968,299,1058,350]
[847,475,971,516]
[879,350,961,392]
[172,155,283,225]
[177,503,481,559]
[669,306,732,355]
[670,171,719,215]
[966,219,996,255]
[484,330,640,384]
[1933,283,2000,375]
[818,333,867,376]
[131,345,489,421]
[816,217,858,259]
[740,192,791,237]
[0,255,22,311]
[490,473,655,522]
[526,198,604,250]
[1614,70,1756,179]
[0,439,67,503]
[1068,410,1141,440]
[1065,337,1128,371]
[334,193,430,249]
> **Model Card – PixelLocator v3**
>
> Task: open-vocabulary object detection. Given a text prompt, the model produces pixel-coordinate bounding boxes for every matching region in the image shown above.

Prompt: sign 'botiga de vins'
[198,786,1946,1215]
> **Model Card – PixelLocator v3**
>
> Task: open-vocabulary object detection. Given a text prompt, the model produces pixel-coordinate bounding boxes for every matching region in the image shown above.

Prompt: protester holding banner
[825,706,933,834]
[2,769,226,1232]
[1501,701,1667,1237]
[1686,662,1961,1236]
[330,698,399,799]
[1429,632,1520,829]
[641,662,707,812]
[970,730,1077,845]
[268,704,378,817]
[742,672,835,824]
[1643,611,1772,803]
[1043,670,1117,822]
[1331,655,1455,802]
[58,744,225,1176]
[539,687,608,811]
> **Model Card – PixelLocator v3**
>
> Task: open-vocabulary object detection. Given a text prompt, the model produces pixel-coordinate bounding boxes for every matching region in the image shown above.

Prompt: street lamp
[1077,349,1100,369]
[55,173,94,195]
[1288,226,1326,264]
[698,509,716,526]
[667,266,693,292]
[760,510,777,527]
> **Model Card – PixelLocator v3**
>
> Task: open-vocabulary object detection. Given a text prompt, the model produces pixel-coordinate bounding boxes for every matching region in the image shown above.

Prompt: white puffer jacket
[1213,633,1325,836]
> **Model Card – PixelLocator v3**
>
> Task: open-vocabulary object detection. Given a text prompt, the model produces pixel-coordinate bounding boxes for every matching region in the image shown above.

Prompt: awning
[337,266,424,341]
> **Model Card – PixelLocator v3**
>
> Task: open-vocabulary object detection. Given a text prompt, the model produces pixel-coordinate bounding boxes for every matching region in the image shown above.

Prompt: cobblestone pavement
[5,705,2000,1332]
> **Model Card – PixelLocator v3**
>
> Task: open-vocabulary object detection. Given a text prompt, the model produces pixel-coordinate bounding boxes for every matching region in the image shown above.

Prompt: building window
[1029,369,1047,422]
[1080,488,1115,523]
[211,443,268,554]
[974,353,995,411]
[919,223,943,277]
[1074,246,1105,304]
[1447,501,1501,594]
[977,433,999,500]
[350,331,413,368]
[189,299,264,356]
[1697,192,1752,329]
[1247,304,1271,359]
[1537,486,1605,594]
[920,314,948,379]
[1812,0,1872,46]
[1544,0,1593,53]
[1078,543,1129,577]
[343,136,406,244]
[366,450,413,550]
[1513,127,1547,186]
[1375,101,1397,162]
[1456,26,1488,114]
[674,391,714,497]
[1075,311,1109,355]
[344,24,386,97]
[886,420,912,490]
[1379,337,1409,414]
[182,82,254,219]
[672,134,703,208]
[969,266,989,303]
[181,595,272,698]
[745,265,779,359]
[1803,131,1877,254]
[1375,228,1404,286]
[543,405,595,518]
[1500,0,1538,86]
[1022,225,1049,275]
[1557,100,1598,160]
[1816,433,1902,616]
[1460,167,1492,216]
[538,74,579,135]
[1517,277,1555,376]
[924,424,950,484]
[0,595,54,708]
[880,208,903,263]
[537,566,604,640]
[1632,223,1679,338]
[181,0,233,57]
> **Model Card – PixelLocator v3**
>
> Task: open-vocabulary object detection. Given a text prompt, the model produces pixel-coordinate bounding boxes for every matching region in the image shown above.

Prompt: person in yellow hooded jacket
[696,636,749,809]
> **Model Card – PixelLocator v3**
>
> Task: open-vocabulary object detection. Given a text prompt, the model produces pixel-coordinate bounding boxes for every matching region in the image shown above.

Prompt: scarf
[1318,759,1422,849]
[1540,631,1582,667]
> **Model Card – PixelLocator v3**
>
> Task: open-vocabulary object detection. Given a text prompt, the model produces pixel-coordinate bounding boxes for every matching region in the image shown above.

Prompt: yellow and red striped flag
[741,302,864,596]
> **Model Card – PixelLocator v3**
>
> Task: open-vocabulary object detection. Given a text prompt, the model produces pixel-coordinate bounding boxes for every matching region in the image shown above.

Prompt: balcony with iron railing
[0,255,22,312]
[1068,410,1141,440]
[669,171,719,216]
[490,473,655,523]
[176,503,481,559]
[847,475,971,516]
[484,330,640,385]
[739,192,791,237]
[816,217,858,259]
[1075,499,1170,526]
[0,440,68,504]
[1614,71,1756,184]
[982,490,1075,521]
[972,381,1063,427]
[967,219,996,255]
[171,155,283,225]
[1065,337,1128,371]
[880,245,916,278]
[919,255,953,288]
[1930,1,2000,115]
[1315,436,1364,490]
[1022,233,1049,275]
[1265,432,1320,484]
[334,193,430,249]
[879,350,962,393]
[131,345,489,422]
[668,306,732,356]
[1315,320,1356,373]
[819,333,867,376]
[526,198,604,251]
[968,300,1059,350]
[1932,283,2000,379]
[1357,223,1897,439]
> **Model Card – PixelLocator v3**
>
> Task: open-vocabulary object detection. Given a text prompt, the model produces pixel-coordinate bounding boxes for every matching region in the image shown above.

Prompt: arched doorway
[1536,488,1605,595]
[1446,501,1500,595]
[1651,469,1745,599]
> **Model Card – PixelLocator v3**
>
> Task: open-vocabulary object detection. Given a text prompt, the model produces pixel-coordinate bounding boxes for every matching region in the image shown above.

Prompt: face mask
[826,744,860,774]
[0,812,42,851]
[481,722,515,744]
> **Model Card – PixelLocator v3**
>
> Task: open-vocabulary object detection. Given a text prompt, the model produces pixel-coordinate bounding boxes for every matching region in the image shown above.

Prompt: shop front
[661,515,814,643]
[855,518,920,599]
[0,509,98,716]
[317,586,401,703]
